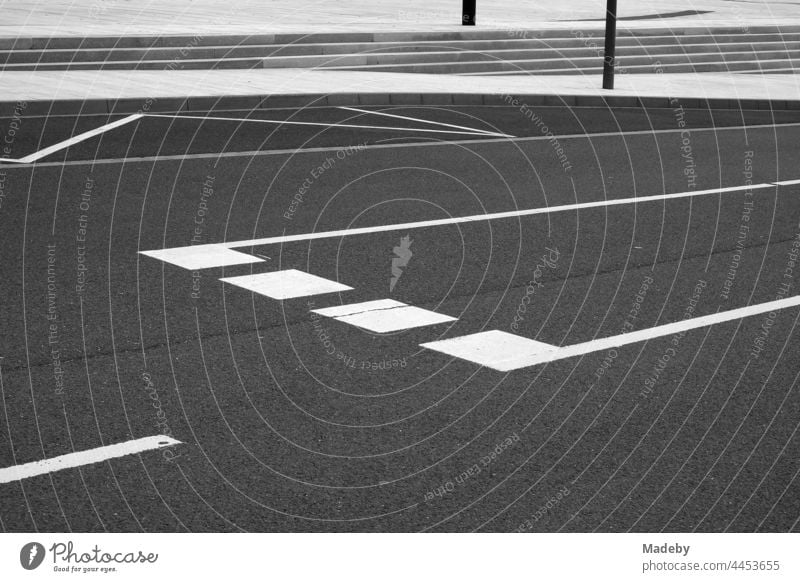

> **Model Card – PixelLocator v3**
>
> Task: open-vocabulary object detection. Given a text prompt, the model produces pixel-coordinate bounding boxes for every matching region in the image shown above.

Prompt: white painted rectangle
[140,246,264,270]
[335,305,457,333]
[221,269,353,299]
[311,298,405,318]
[0,436,181,484]
[421,330,556,371]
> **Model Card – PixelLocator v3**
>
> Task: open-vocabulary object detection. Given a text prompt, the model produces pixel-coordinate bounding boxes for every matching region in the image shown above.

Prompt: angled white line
[140,182,777,269]
[0,435,181,484]
[144,113,503,137]
[0,113,143,164]
[339,106,513,137]
[422,295,800,372]
[5,120,800,169]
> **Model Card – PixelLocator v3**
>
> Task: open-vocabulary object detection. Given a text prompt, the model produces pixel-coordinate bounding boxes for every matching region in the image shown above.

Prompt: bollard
[462,0,476,25]
[602,0,618,89]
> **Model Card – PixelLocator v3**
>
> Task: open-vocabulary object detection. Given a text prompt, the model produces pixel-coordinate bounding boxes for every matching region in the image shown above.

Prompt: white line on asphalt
[0,435,181,484]
[312,299,456,333]
[312,298,406,318]
[338,106,513,137]
[773,178,800,186]
[421,295,800,372]
[220,269,353,299]
[144,113,508,137]
[4,120,800,168]
[420,330,557,372]
[140,246,265,270]
[334,305,457,333]
[140,181,777,269]
[0,113,143,164]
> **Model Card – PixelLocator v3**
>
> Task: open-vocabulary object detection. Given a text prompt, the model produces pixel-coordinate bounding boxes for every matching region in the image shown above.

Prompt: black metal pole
[602,0,617,89]
[462,0,476,25]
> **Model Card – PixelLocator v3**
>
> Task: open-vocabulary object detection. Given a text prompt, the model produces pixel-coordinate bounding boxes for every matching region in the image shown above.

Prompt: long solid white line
[339,106,513,137]
[4,120,800,168]
[492,294,800,371]
[152,182,774,257]
[144,113,508,137]
[0,435,181,484]
[0,113,144,164]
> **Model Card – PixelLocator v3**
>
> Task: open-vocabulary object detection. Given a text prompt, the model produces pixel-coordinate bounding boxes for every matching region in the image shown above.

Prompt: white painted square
[336,305,456,333]
[312,299,456,333]
[140,246,264,270]
[311,299,405,318]
[220,269,352,299]
[421,330,557,371]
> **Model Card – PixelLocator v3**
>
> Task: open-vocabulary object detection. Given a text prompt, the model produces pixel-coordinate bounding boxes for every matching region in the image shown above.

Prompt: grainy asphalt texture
[1,104,799,532]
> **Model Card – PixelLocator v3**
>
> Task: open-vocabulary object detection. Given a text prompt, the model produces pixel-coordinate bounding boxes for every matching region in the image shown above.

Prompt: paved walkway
[2,69,799,109]
[2,0,799,108]
[3,0,800,37]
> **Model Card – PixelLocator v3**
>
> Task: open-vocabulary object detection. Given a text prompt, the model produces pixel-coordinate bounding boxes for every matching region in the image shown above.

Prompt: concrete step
[0,58,265,71]
[4,33,800,64]
[327,52,800,74]
[3,41,799,71]
[4,27,800,73]
[3,23,800,50]
[463,58,800,76]
[255,44,800,69]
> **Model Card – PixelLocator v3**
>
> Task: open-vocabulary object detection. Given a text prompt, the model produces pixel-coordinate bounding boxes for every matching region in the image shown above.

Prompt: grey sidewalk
[3,0,800,37]
[1,0,799,113]
[1,68,799,115]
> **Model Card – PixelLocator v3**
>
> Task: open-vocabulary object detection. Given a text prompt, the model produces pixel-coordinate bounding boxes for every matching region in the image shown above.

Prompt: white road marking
[144,113,506,137]
[420,330,556,371]
[140,246,265,270]
[312,298,405,318]
[339,106,513,137]
[220,269,352,299]
[422,295,800,371]
[313,299,456,333]
[5,121,800,168]
[773,178,800,186]
[0,113,143,164]
[0,436,181,484]
[140,181,777,269]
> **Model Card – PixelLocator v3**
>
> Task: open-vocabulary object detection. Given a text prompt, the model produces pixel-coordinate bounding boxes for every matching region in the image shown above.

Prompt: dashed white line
[140,246,265,270]
[313,299,456,333]
[312,298,406,318]
[220,269,353,299]
[0,436,181,484]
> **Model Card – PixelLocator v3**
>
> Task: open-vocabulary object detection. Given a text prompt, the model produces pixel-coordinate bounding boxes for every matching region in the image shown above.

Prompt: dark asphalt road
[1,104,799,532]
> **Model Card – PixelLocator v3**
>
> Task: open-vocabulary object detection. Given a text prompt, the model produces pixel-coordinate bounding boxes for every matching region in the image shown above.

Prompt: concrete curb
[1,92,799,117]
